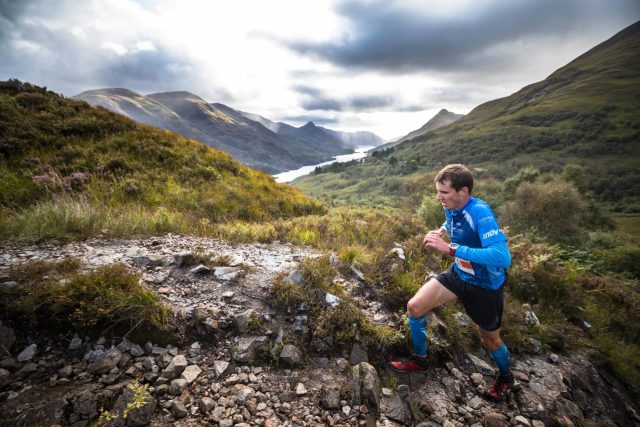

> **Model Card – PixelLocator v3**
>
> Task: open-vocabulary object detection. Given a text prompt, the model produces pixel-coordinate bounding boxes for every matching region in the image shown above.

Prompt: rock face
[0,236,639,427]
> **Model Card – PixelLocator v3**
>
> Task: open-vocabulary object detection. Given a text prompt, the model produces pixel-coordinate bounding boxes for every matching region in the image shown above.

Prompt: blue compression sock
[490,343,511,375]
[409,315,428,357]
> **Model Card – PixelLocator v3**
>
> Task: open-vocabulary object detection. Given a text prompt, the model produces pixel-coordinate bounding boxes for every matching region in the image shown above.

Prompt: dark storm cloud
[293,84,322,97]
[0,0,31,42]
[286,0,640,73]
[0,0,32,23]
[294,85,397,112]
[350,95,392,109]
[302,98,344,111]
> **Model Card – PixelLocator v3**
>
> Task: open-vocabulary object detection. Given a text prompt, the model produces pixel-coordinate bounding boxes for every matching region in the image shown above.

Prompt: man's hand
[423,230,449,254]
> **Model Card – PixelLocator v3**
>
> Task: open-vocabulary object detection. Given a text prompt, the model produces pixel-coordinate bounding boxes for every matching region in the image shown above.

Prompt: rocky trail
[0,236,638,427]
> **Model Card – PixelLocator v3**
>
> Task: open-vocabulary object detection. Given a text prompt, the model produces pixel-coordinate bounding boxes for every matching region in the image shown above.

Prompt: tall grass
[0,196,190,241]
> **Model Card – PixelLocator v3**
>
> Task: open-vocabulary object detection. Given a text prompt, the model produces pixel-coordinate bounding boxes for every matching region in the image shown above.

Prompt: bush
[503,166,541,193]
[1,261,171,339]
[417,195,445,230]
[594,244,640,278]
[504,179,586,244]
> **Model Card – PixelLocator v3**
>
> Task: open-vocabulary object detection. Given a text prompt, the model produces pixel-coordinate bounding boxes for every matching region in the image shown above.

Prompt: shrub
[417,195,445,230]
[594,244,640,278]
[503,179,586,244]
[1,261,171,339]
[503,166,541,193]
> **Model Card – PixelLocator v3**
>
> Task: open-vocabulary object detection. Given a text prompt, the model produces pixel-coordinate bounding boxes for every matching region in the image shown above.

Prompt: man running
[391,164,514,401]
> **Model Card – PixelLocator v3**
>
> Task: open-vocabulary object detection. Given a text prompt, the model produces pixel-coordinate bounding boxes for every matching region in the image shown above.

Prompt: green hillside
[0,80,323,241]
[295,21,640,213]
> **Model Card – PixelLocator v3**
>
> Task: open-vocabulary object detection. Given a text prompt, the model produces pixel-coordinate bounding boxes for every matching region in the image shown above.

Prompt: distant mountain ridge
[373,108,464,152]
[239,111,385,149]
[74,90,386,173]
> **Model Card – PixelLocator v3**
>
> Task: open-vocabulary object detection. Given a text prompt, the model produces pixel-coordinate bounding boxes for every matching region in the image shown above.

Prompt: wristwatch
[448,243,459,256]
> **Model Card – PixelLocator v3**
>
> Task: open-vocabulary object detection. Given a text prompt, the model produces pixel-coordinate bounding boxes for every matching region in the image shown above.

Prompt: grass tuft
[2,260,171,340]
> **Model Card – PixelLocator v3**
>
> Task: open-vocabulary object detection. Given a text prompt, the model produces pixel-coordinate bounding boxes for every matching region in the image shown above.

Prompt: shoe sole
[389,364,428,374]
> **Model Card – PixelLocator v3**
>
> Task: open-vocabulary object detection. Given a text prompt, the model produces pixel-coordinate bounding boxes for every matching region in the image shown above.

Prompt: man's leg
[391,278,457,372]
[478,327,514,400]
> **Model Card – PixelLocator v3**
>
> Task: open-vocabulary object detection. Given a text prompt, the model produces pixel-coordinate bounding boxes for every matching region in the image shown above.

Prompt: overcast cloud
[288,0,637,73]
[1,0,638,139]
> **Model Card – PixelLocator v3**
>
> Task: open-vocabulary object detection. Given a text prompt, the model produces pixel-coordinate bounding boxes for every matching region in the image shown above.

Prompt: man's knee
[407,298,425,318]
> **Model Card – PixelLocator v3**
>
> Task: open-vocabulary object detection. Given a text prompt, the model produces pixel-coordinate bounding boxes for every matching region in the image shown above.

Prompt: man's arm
[455,241,511,268]
[423,233,511,268]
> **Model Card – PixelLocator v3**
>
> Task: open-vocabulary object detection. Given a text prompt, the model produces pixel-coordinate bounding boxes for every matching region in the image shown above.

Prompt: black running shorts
[436,267,505,331]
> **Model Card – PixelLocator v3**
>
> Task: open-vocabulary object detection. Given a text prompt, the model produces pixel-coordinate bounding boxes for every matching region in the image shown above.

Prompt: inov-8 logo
[483,229,499,239]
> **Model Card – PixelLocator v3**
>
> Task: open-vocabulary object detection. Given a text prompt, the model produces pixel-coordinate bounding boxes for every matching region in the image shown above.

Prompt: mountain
[239,111,386,149]
[0,79,323,228]
[395,108,464,145]
[75,89,387,174]
[372,108,464,152]
[293,21,640,211]
[74,90,357,174]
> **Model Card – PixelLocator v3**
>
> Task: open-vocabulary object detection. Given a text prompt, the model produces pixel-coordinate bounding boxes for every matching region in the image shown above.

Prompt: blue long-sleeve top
[442,197,511,289]
[455,241,511,269]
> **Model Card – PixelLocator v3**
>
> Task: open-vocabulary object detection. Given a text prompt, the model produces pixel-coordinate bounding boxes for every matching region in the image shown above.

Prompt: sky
[1,0,639,140]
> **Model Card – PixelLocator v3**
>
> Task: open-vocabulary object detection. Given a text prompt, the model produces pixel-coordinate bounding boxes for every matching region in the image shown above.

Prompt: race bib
[455,257,475,275]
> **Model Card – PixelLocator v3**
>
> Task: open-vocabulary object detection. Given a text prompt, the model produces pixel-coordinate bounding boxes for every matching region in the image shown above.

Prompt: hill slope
[294,21,640,212]
[0,79,323,239]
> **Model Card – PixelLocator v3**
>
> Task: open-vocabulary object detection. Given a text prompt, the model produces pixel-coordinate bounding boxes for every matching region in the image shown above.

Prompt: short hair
[434,164,473,193]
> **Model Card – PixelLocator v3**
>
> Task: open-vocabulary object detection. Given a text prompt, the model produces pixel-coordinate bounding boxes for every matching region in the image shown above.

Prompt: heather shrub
[417,195,445,230]
[1,260,171,340]
[504,179,586,243]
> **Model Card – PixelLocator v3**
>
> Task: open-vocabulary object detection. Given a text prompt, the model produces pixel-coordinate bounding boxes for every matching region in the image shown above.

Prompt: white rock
[214,360,230,377]
[295,382,308,396]
[17,344,37,362]
[181,364,202,384]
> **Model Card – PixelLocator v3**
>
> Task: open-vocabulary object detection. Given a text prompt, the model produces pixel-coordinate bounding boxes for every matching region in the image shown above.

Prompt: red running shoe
[390,355,428,373]
[486,373,514,401]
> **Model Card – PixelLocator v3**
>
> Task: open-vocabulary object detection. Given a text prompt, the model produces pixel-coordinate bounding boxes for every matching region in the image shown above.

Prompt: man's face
[436,179,468,210]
